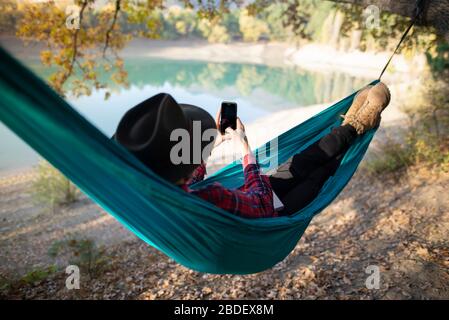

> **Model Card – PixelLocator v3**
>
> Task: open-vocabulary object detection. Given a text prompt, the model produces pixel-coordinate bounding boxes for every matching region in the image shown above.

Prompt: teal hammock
[0,46,379,274]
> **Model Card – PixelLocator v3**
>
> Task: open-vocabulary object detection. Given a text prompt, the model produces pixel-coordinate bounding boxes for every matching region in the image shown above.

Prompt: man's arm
[189,165,274,218]
[191,118,275,218]
[186,163,207,186]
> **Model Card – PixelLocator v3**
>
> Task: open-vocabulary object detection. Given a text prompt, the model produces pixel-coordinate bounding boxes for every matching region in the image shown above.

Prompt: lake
[0,56,371,174]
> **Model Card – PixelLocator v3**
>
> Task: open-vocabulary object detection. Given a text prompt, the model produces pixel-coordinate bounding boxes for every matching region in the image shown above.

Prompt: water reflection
[124,59,370,108]
[28,57,371,108]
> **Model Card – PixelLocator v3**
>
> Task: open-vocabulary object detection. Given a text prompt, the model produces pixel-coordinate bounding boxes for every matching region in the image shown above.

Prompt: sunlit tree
[239,9,269,42]
[16,0,163,98]
[5,0,447,98]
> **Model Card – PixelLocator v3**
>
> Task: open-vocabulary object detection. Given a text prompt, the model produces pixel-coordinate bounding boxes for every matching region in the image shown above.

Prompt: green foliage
[162,6,197,39]
[221,10,241,40]
[31,160,79,210]
[363,139,414,176]
[239,9,269,42]
[197,18,230,43]
[20,265,57,285]
[123,0,163,38]
[208,23,231,43]
[261,3,289,41]
[49,238,108,278]
[0,275,12,295]
[405,78,449,168]
[426,42,449,76]
[364,133,449,176]
[304,1,335,42]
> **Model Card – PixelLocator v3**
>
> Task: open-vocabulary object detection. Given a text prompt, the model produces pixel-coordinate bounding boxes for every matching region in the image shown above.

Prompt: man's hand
[224,117,251,157]
[215,106,221,131]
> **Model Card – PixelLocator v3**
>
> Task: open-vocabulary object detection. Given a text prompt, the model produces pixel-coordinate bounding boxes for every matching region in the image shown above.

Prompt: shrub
[197,18,230,43]
[48,238,108,278]
[20,265,57,285]
[239,9,269,42]
[208,24,231,43]
[0,275,11,295]
[363,77,449,175]
[162,6,197,38]
[31,160,79,211]
[363,139,414,176]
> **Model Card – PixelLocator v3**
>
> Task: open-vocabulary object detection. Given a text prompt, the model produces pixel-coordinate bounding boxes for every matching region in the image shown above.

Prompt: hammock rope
[379,0,426,80]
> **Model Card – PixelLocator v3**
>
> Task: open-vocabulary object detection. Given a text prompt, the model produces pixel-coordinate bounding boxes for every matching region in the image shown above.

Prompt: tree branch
[103,0,121,57]
[62,0,89,86]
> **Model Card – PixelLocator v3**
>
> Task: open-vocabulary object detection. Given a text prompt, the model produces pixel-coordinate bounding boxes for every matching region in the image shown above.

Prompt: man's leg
[277,156,342,215]
[270,82,391,214]
[289,124,357,179]
[269,124,357,200]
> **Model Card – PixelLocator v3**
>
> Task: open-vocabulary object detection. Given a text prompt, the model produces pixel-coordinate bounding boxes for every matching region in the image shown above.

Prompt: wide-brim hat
[113,93,217,183]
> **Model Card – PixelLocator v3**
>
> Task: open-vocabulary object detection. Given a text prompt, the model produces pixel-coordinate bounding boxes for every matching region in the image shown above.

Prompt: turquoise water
[0,57,370,174]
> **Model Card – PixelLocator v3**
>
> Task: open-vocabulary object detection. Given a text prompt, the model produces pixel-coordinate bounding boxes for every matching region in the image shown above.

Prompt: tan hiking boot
[342,85,372,126]
[344,82,391,135]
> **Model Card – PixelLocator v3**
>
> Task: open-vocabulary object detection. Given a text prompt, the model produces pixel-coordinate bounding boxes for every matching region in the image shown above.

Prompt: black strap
[378,0,426,80]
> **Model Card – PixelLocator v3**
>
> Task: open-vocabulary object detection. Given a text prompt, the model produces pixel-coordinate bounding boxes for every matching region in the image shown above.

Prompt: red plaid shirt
[181,156,277,218]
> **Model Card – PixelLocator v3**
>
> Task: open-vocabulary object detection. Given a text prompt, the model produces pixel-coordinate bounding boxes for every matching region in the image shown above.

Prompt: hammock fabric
[0,46,379,274]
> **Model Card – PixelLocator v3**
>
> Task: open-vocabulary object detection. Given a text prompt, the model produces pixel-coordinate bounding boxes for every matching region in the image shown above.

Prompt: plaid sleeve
[188,163,275,218]
[242,163,272,196]
[186,163,206,186]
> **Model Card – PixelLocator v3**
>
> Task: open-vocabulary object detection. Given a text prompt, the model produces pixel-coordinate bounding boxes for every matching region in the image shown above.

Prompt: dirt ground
[1,161,448,300]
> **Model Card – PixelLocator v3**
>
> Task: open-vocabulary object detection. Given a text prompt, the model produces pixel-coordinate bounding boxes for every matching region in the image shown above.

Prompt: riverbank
[115,39,428,82]
[1,36,428,82]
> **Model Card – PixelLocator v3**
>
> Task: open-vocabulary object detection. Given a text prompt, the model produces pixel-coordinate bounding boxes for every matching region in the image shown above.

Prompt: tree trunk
[350,29,362,51]
[330,11,344,47]
[327,0,449,42]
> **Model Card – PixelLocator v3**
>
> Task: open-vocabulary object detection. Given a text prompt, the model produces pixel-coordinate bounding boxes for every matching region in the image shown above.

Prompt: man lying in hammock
[114,82,390,218]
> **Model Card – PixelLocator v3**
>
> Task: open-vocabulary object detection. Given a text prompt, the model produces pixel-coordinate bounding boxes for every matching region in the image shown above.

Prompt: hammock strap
[378,0,426,80]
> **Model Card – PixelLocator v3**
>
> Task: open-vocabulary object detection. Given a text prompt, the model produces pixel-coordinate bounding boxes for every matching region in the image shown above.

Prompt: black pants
[269,125,357,215]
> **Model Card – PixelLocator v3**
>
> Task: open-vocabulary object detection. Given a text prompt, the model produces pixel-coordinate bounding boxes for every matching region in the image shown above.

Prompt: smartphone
[220,101,237,135]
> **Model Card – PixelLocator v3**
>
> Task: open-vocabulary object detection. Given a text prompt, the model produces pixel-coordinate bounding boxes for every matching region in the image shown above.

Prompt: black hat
[113,93,217,183]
